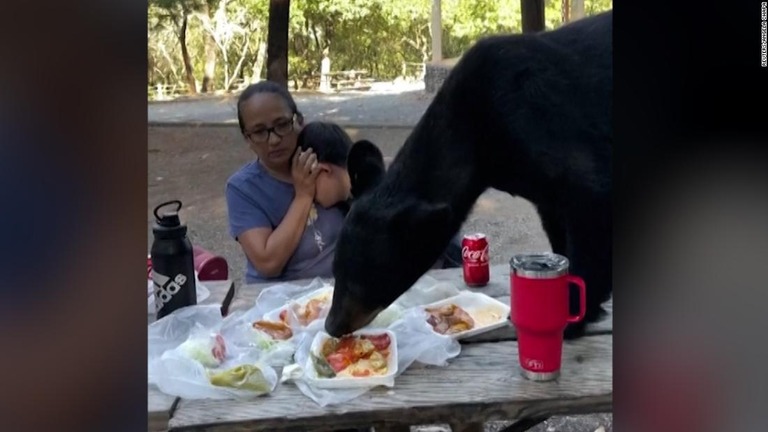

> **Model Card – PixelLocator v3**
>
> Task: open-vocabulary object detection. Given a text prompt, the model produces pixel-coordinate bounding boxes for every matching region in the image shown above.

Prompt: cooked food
[177,333,227,367]
[311,352,336,378]
[208,364,271,393]
[315,333,392,378]
[425,303,475,335]
[252,320,293,341]
[278,293,330,327]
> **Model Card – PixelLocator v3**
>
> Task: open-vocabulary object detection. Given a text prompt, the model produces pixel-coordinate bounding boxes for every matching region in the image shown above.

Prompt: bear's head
[326,194,452,337]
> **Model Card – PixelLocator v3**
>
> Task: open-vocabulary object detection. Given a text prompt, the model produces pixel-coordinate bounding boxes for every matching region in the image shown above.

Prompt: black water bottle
[151,200,197,319]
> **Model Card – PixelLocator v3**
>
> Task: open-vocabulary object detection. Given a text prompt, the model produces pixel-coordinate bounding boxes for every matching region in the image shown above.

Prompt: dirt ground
[147,124,611,432]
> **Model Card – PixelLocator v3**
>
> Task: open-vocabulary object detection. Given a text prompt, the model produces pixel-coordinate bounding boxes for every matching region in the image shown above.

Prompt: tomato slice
[365,333,391,351]
[212,334,227,362]
[325,352,352,373]
[336,336,357,354]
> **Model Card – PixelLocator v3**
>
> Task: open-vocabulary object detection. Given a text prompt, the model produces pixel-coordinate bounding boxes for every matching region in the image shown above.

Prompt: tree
[267,0,291,87]
[521,0,545,33]
[194,0,225,92]
[146,0,612,96]
[150,0,198,93]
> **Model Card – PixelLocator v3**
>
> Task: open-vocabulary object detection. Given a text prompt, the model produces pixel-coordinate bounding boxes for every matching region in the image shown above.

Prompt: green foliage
[148,0,613,95]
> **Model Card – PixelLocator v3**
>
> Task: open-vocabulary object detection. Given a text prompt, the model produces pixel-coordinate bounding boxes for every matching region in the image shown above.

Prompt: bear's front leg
[562,201,612,340]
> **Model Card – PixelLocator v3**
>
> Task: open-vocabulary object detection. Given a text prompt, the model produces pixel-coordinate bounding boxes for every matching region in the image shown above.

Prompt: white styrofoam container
[304,329,398,389]
[262,285,334,325]
[420,291,511,340]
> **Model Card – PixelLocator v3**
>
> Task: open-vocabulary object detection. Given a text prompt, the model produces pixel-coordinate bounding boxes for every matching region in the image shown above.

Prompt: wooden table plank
[169,334,612,431]
[148,280,235,431]
[149,384,179,432]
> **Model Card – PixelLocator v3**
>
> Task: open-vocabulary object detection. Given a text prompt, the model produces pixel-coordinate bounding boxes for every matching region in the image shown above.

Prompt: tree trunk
[200,1,218,93]
[267,0,290,88]
[225,33,252,90]
[521,0,545,33]
[430,0,442,62]
[179,14,197,94]
[252,40,268,83]
[562,0,570,23]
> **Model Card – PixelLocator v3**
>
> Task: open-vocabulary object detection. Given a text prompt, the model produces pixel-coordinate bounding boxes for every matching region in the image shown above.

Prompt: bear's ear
[390,199,453,232]
[348,140,385,198]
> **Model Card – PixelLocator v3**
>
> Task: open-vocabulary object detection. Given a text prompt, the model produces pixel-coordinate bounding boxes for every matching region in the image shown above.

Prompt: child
[298,121,462,269]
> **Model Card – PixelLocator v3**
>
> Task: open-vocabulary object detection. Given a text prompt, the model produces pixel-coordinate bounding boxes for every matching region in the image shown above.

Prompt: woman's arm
[236,149,320,277]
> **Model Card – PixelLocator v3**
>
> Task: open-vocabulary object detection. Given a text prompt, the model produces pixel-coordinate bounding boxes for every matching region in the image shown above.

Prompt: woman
[226,81,347,283]
[226,82,460,284]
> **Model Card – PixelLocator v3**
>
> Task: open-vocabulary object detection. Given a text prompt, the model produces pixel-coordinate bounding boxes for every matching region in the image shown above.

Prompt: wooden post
[562,0,570,23]
[431,0,442,62]
[266,0,290,88]
[320,54,331,93]
[521,0,545,33]
[571,0,585,21]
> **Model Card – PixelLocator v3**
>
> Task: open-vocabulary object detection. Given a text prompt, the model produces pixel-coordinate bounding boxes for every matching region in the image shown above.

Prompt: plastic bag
[152,342,278,399]
[392,276,461,309]
[220,316,297,367]
[245,277,330,320]
[217,278,332,366]
[283,311,461,407]
[148,304,225,383]
[147,276,462,403]
[368,276,461,327]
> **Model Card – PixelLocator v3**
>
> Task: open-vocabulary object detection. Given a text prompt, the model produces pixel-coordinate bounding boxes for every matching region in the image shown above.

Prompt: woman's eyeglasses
[246,114,296,144]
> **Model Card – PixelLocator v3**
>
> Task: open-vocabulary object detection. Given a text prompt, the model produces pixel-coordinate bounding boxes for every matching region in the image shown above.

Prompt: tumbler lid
[510,253,569,278]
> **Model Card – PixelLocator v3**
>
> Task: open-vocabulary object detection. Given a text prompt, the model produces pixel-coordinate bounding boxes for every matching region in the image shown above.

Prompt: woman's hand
[292,148,321,200]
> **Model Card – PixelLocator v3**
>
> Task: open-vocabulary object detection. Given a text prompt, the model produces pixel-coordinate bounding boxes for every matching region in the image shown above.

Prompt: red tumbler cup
[510,253,586,381]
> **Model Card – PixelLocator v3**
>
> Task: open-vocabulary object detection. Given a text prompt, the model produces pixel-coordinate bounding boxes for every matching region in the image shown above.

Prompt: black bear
[327,11,612,340]
[347,139,386,200]
[344,139,464,269]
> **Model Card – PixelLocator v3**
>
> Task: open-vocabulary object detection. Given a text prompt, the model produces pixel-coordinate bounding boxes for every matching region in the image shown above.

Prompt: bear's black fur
[327,11,612,339]
[347,139,386,199]
[344,139,464,269]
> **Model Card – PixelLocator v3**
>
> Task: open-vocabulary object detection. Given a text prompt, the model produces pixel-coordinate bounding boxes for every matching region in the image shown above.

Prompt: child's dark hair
[297,122,353,168]
[236,81,303,135]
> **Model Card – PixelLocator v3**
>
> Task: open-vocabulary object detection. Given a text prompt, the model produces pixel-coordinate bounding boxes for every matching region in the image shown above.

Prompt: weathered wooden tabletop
[155,265,612,432]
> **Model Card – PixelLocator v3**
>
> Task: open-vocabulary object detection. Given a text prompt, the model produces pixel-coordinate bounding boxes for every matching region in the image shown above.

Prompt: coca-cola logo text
[462,245,489,263]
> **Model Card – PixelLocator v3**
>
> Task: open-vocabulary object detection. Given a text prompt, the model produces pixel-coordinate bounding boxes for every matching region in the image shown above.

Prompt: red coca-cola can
[462,233,490,287]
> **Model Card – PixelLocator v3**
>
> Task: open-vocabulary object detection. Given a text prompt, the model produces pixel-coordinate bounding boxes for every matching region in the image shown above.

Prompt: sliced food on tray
[252,319,293,341]
[268,286,333,327]
[425,303,476,335]
[314,333,392,378]
[422,291,510,339]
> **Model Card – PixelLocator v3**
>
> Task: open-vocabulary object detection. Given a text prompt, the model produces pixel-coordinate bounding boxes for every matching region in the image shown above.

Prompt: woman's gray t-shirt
[225,161,345,283]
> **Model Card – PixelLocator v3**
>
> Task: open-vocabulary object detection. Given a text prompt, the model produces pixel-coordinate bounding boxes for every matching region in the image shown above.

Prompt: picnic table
[324,70,375,91]
[149,265,612,432]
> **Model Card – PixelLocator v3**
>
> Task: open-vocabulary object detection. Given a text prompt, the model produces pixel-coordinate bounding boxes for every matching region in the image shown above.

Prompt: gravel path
[148,83,434,127]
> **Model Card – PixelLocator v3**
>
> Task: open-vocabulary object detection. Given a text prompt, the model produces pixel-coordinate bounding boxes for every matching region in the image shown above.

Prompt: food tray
[304,329,398,389]
[421,291,510,340]
[262,285,334,326]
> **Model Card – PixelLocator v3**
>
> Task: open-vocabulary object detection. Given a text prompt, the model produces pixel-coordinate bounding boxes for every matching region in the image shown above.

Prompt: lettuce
[208,364,272,394]
[177,334,225,368]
